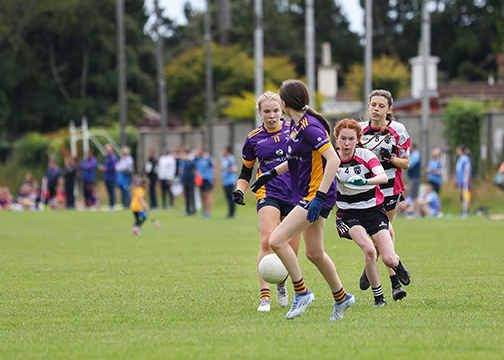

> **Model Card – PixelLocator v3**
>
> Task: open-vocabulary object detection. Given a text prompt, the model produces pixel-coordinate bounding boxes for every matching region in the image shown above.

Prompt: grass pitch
[1,203,503,359]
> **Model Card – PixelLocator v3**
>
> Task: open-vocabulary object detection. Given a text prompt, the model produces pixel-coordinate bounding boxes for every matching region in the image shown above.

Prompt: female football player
[334,119,411,307]
[358,89,411,302]
[233,91,301,312]
[251,80,354,321]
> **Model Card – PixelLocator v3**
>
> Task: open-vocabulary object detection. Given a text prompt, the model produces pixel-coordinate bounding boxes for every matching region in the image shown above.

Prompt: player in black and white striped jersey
[358,89,411,302]
[334,119,411,307]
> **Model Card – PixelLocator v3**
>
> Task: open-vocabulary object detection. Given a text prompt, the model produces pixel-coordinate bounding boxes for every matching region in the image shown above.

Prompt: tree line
[0,0,502,137]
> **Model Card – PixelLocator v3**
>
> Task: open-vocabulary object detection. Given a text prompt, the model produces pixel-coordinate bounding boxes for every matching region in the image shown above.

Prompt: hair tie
[302,105,310,111]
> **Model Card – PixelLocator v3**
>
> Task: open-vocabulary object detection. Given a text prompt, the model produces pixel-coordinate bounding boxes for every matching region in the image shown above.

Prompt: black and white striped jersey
[336,147,385,210]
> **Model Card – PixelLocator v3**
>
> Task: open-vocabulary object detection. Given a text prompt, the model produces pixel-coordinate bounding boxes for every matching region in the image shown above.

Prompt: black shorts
[335,205,389,239]
[383,193,404,212]
[200,179,213,192]
[256,197,295,217]
[298,199,332,219]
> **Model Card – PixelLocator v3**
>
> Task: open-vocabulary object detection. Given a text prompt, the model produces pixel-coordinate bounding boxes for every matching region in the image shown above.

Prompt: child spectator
[418,184,442,218]
[0,187,15,210]
[52,177,67,210]
[17,173,39,211]
[130,177,151,235]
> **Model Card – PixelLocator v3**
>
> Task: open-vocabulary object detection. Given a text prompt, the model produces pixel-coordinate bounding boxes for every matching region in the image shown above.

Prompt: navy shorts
[200,179,213,192]
[335,205,389,239]
[383,193,405,212]
[298,199,332,219]
[256,197,295,217]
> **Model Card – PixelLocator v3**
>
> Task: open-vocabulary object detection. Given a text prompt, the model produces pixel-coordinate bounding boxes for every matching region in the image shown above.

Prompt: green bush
[441,97,484,176]
[15,132,51,168]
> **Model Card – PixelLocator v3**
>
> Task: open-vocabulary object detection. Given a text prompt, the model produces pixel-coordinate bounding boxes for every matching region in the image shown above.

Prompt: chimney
[317,42,338,102]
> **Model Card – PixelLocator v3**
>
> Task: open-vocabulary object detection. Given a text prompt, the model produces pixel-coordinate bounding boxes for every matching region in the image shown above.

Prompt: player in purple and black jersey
[251,80,354,321]
[333,119,411,307]
[233,91,301,312]
[358,89,411,301]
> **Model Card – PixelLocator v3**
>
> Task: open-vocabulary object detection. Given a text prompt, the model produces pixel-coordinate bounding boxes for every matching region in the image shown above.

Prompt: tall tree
[166,0,362,81]
[0,0,156,136]
[366,0,502,81]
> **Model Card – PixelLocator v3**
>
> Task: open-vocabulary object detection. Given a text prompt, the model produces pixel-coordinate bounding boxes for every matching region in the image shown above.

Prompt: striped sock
[277,276,288,287]
[260,288,270,301]
[292,278,308,295]
[372,286,383,299]
[332,287,348,303]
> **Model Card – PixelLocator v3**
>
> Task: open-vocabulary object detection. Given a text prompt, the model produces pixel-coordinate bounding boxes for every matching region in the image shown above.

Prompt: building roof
[392,80,504,112]
[437,81,504,102]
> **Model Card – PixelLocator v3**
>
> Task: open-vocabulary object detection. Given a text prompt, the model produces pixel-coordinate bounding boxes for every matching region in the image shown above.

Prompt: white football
[258,254,288,284]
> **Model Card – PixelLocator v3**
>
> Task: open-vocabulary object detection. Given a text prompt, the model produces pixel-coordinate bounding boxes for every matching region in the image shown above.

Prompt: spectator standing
[63,156,77,209]
[80,150,99,208]
[221,146,238,218]
[407,144,421,216]
[455,145,472,217]
[195,146,216,218]
[157,147,177,209]
[143,149,158,210]
[116,146,134,208]
[45,158,61,203]
[100,144,117,209]
[426,147,443,193]
[179,148,196,215]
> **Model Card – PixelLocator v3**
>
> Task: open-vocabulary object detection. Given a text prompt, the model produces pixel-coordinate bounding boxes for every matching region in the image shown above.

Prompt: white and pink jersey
[359,120,410,197]
[336,147,385,210]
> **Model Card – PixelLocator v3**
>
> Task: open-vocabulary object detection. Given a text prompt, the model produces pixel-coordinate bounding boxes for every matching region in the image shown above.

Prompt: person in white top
[334,119,411,307]
[157,147,177,209]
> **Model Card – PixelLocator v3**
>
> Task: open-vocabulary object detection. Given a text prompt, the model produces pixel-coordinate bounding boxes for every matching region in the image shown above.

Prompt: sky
[145,0,365,35]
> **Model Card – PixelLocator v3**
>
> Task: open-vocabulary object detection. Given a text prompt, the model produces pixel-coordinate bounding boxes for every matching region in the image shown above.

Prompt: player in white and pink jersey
[334,119,411,307]
[358,89,411,302]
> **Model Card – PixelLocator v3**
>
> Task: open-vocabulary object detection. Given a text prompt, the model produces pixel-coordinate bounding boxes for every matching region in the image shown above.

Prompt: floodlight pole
[364,0,373,103]
[305,0,315,105]
[421,0,431,163]
[117,0,127,146]
[254,0,264,127]
[205,0,214,154]
[155,0,168,150]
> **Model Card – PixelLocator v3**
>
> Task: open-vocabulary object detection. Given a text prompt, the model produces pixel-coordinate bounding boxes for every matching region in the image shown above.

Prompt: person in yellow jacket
[131,177,150,235]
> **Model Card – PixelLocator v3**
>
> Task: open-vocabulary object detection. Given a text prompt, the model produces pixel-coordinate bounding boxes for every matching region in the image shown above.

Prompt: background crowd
[0,142,502,219]
[0,145,238,219]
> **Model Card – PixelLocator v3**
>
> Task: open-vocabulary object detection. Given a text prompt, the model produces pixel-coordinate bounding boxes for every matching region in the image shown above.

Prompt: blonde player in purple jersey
[251,80,354,321]
[334,119,411,307]
[232,91,301,312]
[359,89,410,302]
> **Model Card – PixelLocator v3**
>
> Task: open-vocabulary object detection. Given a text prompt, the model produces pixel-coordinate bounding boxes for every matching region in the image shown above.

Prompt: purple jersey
[286,114,337,210]
[242,119,293,203]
